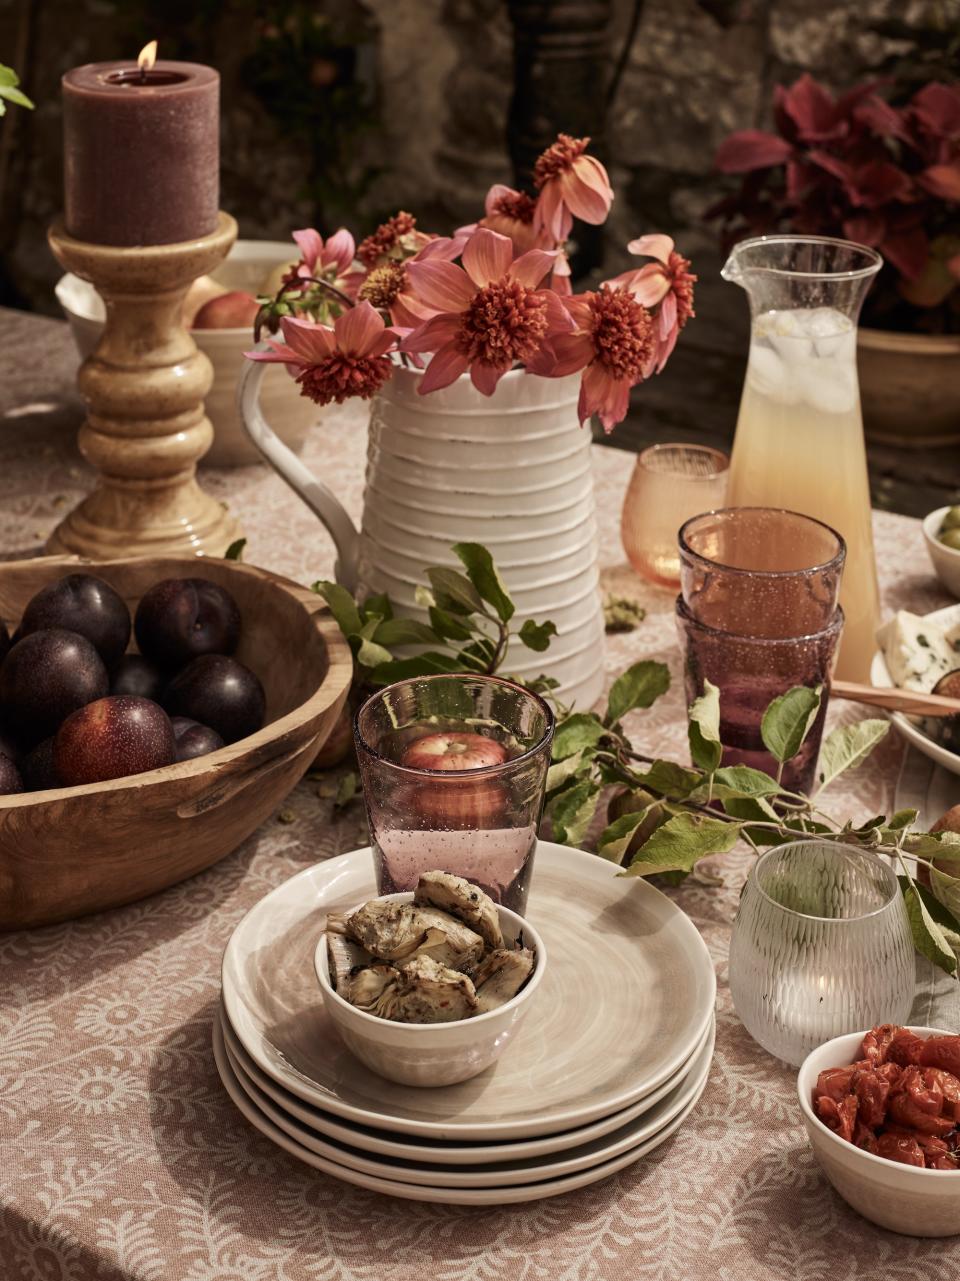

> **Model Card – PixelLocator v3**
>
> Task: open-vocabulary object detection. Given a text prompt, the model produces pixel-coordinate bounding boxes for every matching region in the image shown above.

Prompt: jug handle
[237,352,360,590]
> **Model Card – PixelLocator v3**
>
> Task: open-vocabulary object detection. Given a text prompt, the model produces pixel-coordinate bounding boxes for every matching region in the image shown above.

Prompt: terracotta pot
[858,327,960,447]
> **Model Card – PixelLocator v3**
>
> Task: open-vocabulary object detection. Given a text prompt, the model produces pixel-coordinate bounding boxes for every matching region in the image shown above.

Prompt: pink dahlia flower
[533,134,614,243]
[607,234,697,370]
[400,228,573,396]
[358,236,465,330]
[284,227,362,298]
[357,211,432,269]
[244,302,400,406]
[528,286,655,432]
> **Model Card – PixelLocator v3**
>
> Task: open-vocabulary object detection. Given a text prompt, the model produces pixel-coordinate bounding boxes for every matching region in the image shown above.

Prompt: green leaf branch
[315,541,960,977]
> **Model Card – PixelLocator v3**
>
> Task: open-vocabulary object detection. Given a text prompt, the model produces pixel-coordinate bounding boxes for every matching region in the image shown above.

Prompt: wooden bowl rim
[0,555,354,808]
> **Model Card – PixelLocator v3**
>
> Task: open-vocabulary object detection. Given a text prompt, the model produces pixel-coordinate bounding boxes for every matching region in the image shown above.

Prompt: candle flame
[137,41,158,71]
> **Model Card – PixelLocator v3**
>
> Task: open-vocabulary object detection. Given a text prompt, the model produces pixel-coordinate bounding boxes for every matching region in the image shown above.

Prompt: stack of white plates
[216,841,717,1205]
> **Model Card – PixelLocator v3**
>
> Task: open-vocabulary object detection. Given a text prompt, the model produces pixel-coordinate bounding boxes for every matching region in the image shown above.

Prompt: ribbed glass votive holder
[728,841,914,1066]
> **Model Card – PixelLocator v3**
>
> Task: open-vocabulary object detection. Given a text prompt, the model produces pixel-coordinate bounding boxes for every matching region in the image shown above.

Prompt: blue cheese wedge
[876,610,960,691]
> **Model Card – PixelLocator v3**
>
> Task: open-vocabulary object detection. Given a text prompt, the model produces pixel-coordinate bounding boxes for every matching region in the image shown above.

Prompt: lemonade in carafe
[723,237,883,681]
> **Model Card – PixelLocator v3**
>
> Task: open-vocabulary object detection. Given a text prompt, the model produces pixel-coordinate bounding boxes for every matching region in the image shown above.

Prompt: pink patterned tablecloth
[1,310,959,1280]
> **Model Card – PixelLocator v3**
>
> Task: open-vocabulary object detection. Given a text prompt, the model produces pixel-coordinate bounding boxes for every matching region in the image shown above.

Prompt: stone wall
[0,0,956,311]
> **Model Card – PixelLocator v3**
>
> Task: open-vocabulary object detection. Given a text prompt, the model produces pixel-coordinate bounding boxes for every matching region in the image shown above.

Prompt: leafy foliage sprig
[312,541,960,975]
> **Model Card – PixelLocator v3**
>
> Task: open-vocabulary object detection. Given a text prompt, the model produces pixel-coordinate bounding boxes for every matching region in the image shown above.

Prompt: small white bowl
[55,239,318,468]
[798,1026,960,1237]
[923,507,960,599]
[314,893,545,1088]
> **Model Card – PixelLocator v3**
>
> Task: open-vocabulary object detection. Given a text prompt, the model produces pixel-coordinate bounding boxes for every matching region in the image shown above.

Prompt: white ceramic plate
[219,1013,713,1188]
[213,1016,710,1205]
[872,603,960,777]
[221,842,716,1140]
[219,1005,714,1164]
[895,746,960,828]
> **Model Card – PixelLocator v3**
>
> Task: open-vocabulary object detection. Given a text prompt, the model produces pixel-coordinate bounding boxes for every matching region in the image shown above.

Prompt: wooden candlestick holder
[46,212,243,559]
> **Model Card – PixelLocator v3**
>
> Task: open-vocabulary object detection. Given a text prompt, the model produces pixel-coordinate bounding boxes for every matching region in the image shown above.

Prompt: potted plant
[710,74,960,446]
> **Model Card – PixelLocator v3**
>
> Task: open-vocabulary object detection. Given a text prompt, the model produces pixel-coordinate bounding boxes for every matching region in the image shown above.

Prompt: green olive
[940,505,960,531]
[939,527,960,551]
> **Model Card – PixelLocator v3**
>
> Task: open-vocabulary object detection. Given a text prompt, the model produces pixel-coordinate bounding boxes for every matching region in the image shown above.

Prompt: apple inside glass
[400,732,509,827]
[400,732,508,772]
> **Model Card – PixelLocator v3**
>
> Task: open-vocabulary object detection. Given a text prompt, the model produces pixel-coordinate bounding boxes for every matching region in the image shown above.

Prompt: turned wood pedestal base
[46,213,243,559]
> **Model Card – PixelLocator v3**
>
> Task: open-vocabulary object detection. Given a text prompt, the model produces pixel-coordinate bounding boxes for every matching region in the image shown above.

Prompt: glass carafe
[722,236,882,682]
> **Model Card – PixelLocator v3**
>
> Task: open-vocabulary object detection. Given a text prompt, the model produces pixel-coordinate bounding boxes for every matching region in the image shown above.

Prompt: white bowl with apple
[55,239,317,467]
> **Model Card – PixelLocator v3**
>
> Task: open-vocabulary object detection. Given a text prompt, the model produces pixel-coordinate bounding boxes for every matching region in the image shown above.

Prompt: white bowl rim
[923,506,960,559]
[314,890,546,1031]
[797,1024,960,1178]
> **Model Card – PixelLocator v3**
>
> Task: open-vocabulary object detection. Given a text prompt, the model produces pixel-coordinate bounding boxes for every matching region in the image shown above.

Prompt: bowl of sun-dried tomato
[798,1024,960,1236]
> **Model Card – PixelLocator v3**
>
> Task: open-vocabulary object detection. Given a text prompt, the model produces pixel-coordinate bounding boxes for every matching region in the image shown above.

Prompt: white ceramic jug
[238,360,605,709]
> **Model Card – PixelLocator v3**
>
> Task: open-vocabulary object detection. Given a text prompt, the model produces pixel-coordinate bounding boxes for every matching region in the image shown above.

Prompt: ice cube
[803,307,855,359]
[800,366,857,415]
[746,344,799,403]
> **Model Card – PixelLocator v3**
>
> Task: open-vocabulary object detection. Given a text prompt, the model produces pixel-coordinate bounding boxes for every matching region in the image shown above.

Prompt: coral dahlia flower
[358,237,465,330]
[284,227,362,298]
[528,285,655,432]
[533,134,614,243]
[400,228,573,396]
[245,302,400,406]
[357,211,432,269]
[607,234,697,370]
[477,184,541,254]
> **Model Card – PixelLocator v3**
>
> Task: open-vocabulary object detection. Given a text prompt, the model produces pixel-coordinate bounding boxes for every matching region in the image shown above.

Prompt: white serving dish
[872,602,960,776]
[56,239,317,467]
[798,1026,960,1237]
[923,507,960,599]
[212,1015,711,1205]
[314,892,545,1088]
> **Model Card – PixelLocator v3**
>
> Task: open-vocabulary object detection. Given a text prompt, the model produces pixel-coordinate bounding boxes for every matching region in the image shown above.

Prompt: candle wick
[139,64,146,85]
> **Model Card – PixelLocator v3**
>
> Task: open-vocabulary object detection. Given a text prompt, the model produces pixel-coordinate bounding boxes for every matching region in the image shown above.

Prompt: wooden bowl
[0,556,353,930]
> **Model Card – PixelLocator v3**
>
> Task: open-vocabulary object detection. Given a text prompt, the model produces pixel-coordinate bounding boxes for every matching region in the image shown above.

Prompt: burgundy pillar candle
[63,52,219,247]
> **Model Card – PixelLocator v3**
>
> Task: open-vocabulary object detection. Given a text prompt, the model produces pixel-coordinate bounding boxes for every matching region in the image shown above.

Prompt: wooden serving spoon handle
[832,679,960,718]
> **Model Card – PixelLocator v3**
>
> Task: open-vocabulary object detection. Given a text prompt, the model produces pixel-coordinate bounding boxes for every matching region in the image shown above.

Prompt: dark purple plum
[110,654,165,701]
[170,716,225,762]
[0,751,22,794]
[20,574,131,665]
[134,578,241,667]
[0,619,10,665]
[21,737,62,791]
[163,655,265,745]
[0,630,109,743]
[53,695,176,786]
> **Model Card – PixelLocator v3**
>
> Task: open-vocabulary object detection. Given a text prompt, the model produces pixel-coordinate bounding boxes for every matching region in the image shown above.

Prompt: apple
[54,695,176,785]
[182,274,228,327]
[400,732,508,772]
[410,777,507,827]
[192,290,260,330]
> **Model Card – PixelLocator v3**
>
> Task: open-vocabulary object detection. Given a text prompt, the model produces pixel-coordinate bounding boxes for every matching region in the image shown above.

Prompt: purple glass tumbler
[676,507,847,793]
[355,674,554,914]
